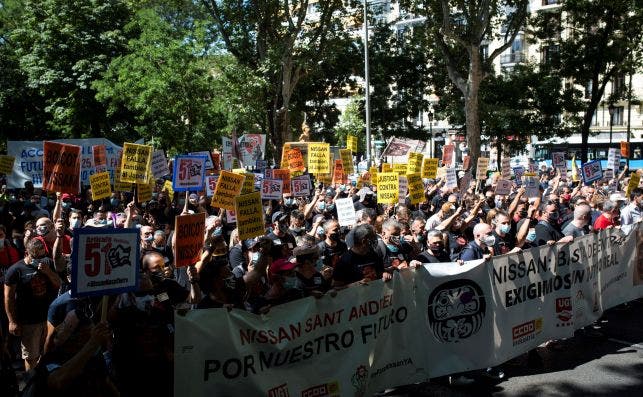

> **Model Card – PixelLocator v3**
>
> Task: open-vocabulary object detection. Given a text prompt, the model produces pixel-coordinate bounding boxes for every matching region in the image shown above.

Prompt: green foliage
[335,97,365,148]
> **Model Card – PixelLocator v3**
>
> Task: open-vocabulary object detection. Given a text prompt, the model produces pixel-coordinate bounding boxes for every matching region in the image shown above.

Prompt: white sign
[71,228,140,297]
[336,197,356,227]
[494,179,512,196]
[525,176,540,198]
[172,155,207,192]
[291,175,311,197]
[238,134,266,167]
[205,175,219,197]
[189,151,215,170]
[226,209,237,224]
[398,176,408,204]
[445,168,458,188]
[607,148,620,171]
[151,150,170,178]
[7,139,122,189]
[552,152,566,169]
[222,137,234,170]
[261,178,283,200]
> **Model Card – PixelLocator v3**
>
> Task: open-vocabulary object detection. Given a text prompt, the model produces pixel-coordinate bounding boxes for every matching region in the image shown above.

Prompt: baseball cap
[271,211,289,223]
[269,257,297,276]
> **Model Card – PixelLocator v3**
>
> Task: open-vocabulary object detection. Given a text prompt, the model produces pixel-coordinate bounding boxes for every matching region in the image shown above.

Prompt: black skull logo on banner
[427,279,486,343]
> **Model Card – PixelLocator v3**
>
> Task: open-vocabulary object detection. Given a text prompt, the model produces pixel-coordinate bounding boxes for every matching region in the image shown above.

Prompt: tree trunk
[465,47,483,175]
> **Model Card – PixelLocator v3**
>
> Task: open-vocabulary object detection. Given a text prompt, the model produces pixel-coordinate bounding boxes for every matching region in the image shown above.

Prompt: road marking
[607,338,643,349]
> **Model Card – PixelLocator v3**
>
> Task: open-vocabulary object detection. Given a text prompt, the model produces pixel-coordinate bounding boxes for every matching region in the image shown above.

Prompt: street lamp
[428,111,434,157]
[608,102,615,147]
[363,0,372,168]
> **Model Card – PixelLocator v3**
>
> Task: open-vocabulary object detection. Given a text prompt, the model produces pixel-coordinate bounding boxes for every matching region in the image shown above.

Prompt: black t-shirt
[296,271,331,295]
[416,249,451,264]
[4,258,58,324]
[492,229,517,256]
[535,220,563,246]
[333,250,384,285]
[317,240,348,269]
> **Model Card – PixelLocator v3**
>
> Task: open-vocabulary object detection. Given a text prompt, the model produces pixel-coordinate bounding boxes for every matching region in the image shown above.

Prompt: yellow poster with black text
[211,170,245,210]
[120,143,152,184]
[234,192,265,240]
[407,173,425,204]
[89,172,112,201]
[377,172,399,204]
[307,143,330,174]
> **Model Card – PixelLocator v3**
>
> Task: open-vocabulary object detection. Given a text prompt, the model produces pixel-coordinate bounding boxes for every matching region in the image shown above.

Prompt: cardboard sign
[234,192,265,240]
[377,172,398,204]
[287,148,305,172]
[71,228,140,297]
[261,179,283,200]
[336,197,356,227]
[442,144,454,167]
[211,152,221,171]
[272,169,291,194]
[137,181,154,202]
[113,168,132,193]
[151,150,170,178]
[189,151,215,169]
[381,163,392,173]
[211,170,245,210]
[621,141,630,158]
[524,176,540,198]
[0,155,15,175]
[462,155,471,171]
[89,172,112,201]
[422,158,438,179]
[445,168,458,189]
[476,157,490,180]
[119,143,152,184]
[607,148,621,171]
[340,149,354,174]
[626,173,641,198]
[392,163,408,176]
[173,155,207,192]
[347,135,358,153]
[407,173,425,204]
[307,143,330,174]
[240,172,255,194]
[332,160,345,185]
[43,141,81,194]
[174,213,206,268]
[552,152,566,169]
[398,175,408,204]
[501,157,511,179]
[291,175,311,197]
[369,167,378,185]
[495,179,512,196]
[93,145,107,172]
[408,152,423,173]
[581,160,603,184]
[513,166,525,183]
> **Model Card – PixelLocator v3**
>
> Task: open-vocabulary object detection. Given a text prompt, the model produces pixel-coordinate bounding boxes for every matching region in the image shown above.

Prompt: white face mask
[481,235,496,247]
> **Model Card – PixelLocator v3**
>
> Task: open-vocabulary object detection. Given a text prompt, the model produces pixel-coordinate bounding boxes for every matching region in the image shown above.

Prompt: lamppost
[608,102,615,147]
[363,0,372,168]
[428,111,434,157]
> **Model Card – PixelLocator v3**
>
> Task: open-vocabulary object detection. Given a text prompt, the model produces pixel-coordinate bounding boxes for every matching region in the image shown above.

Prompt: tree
[403,0,529,169]
[335,96,365,149]
[533,0,643,163]
[201,0,358,162]
[11,0,132,137]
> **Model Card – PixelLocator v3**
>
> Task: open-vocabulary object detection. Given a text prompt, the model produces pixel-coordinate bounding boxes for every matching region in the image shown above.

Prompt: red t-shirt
[0,244,20,268]
[592,214,614,231]
[35,235,72,257]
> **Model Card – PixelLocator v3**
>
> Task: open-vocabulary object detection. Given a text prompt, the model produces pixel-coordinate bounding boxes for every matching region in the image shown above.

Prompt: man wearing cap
[293,244,330,297]
[620,188,643,234]
[333,224,391,287]
[264,258,304,306]
[266,211,296,258]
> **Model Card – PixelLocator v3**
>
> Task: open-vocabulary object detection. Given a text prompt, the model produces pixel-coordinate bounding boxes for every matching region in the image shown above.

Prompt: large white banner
[175,226,643,395]
[7,139,122,188]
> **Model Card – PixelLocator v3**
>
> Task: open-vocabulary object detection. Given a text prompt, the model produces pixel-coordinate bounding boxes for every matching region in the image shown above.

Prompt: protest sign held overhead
[137,181,154,202]
[581,160,603,184]
[120,142,152,184]
[89,172,112,201]
[163,180,174,201]
[336,197,356,227]
[442,144,454,167]
[174,213,206,268]
[347,135,358,153]
[501,157,511,179]
[398,175,408,204]
[340,149,354,174]
[476,157,490,180]
[422,158,438,179]
[407,173,424,204]
[287,147,305,172]
[408,152,423,173]
[93,145,107,172]
[495,179,512,196]
[291,175,311,197]
[332,159,345,185]
[393,163,407,176]
[377,172,398,204]
[43,141,81,194]
[552,152,566,169]
[261,178,283,200]
[445,168,458,189]
[307,143,330,174]
[173,155,207,192]
[621,141,630,157]
[272,169,291,194]
[0,155,15,175]
[211,170,245,210]
[240,172,255,194]
[71,228,140,297]
[205,175,218,197]
[151,150,170,178]
[188,151,215,169]
[234,192,265,240]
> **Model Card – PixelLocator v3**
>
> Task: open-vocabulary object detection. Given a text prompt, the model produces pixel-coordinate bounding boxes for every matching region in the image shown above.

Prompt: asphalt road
[378,299,643,397]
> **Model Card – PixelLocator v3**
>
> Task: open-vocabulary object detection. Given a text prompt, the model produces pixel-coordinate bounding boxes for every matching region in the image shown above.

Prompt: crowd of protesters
[0,161,641,396]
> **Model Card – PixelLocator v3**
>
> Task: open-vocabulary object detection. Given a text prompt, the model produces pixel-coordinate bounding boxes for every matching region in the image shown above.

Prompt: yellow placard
[382,163,392,172]
[422,158,438,179]
[0,155,15,175]
[211,170,245,210]
[407,173,425,204]
[89,172,112,201]
[340,149,354,174]
[163,180,174,201]
[241,172,255,194]
[626,173,641,198]
[137,181,154,202]
[316,173,332,186]
[232,168,246,174]
[408,152,423,173]
[377,172,399,204]
[393,163,408,175]
[369,166,378,185]
[347,135,358,153]
[280,143,291,169]
[287,148,305,172]
[307,143,330,174]
[120,143,152,184]
[234,192,265,240]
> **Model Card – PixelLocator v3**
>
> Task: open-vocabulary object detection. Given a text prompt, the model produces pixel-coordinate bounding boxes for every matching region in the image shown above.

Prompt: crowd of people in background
[0,162,641,396]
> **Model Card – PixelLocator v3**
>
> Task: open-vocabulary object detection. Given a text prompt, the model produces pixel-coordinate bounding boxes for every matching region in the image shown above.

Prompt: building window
[612,106,624,126]
[542,0,558,5]
[500,36,524,64]
[480,45,489,60]
[592,110,599,126]
[612,74,625,96]
[541,44,560,66]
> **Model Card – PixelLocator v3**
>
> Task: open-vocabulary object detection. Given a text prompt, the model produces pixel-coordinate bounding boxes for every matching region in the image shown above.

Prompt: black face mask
[329,232,340,241]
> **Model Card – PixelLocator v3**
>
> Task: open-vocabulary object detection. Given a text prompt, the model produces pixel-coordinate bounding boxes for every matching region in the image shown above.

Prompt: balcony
[500,51,525,64]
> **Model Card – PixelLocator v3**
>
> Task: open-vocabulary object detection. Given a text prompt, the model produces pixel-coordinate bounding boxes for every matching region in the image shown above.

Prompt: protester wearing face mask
[196,256,244,310]
[67,209,83,235]
[34,217,71,268]
[317,219,347,270]
[85,209,112,228]
[459,222,495,261]
[491,210,521,255]
[534,201,571,246]
[416,229,451,264]
[292,244,330,297]
[410,218,427,251]
[620,188,643,234]
[266,211,296,258]
[265,258,304,306]
[333,224,391,287]
[288,210,307,242]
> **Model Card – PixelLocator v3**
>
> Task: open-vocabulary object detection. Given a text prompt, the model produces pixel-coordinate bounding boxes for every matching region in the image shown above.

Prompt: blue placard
[172,155,207,192]
[71,227,140,298]
[581,160,603,184]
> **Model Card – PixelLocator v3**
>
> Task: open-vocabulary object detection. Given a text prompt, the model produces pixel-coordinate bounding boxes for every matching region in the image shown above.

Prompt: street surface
[378,299,643,397]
